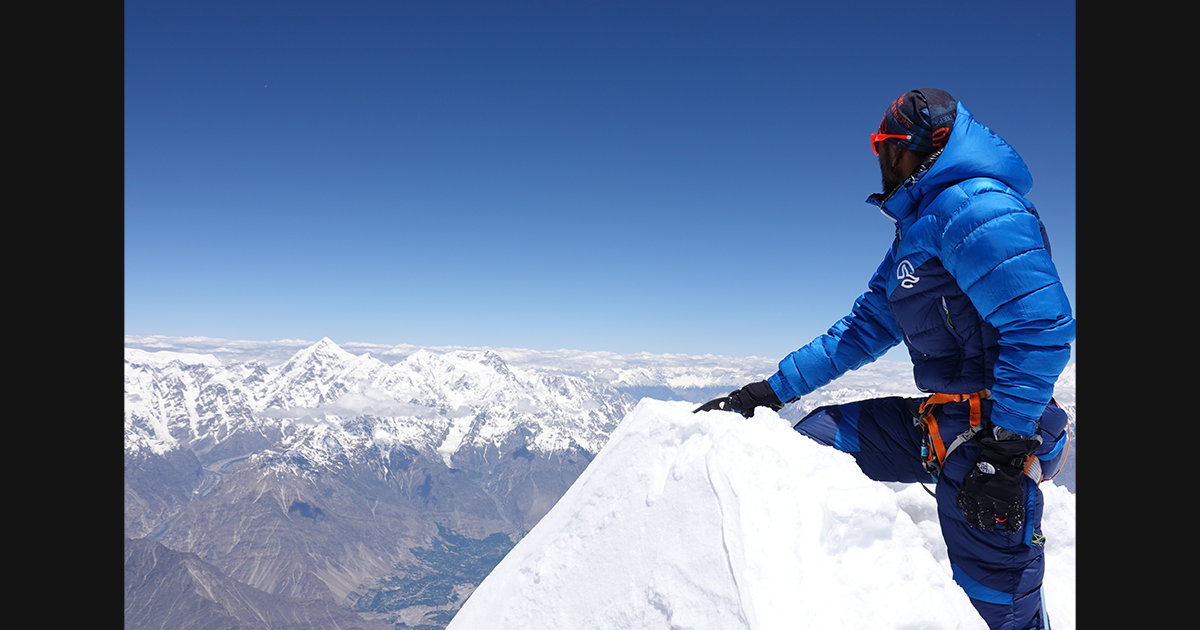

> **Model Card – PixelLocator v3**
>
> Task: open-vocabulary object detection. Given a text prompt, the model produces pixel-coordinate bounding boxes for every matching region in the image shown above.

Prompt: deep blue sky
[125,1,1075,360]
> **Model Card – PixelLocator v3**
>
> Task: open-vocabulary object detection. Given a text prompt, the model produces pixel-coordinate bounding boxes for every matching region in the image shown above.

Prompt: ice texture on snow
[450,399,1076,630]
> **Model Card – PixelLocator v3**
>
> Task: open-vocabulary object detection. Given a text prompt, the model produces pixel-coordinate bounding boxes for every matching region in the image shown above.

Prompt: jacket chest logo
[897,259,921,289]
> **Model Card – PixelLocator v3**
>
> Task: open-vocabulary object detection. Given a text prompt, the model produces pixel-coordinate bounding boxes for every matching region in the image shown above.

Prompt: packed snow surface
[449,399,1076,630]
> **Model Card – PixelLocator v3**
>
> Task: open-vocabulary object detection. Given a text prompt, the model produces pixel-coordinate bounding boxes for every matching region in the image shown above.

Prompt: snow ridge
[448,401,1012,630]
[449,400,1077,629]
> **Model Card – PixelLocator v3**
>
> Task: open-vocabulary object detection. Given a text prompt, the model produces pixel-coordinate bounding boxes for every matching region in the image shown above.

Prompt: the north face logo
[897,260,920,289]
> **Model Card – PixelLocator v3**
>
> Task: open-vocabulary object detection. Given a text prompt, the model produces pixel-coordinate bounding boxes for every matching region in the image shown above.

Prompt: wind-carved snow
[449,400,1077,630]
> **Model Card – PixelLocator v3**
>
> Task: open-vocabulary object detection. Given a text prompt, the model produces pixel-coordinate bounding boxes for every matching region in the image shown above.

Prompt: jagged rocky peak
[473,349,514,376]
[310,336,356,358]
[390,349,521,402]
[261,340,384,410]
[402,347,511,373]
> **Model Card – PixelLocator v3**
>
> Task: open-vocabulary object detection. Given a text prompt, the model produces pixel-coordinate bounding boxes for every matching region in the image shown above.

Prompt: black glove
[693,380,784,418]
[955,426,1042,533]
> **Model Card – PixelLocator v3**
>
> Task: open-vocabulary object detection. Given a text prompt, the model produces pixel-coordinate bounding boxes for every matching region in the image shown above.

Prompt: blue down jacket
[767,102,1074,437]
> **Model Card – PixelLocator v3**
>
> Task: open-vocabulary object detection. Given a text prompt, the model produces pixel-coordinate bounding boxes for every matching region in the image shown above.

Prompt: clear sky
[125,0,1075,361]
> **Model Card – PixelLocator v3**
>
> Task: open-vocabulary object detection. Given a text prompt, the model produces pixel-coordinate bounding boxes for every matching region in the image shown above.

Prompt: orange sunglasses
[871,133,911,155]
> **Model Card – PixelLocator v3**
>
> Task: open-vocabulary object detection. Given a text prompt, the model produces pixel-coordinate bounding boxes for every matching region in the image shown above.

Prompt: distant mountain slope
[125,536,391,630]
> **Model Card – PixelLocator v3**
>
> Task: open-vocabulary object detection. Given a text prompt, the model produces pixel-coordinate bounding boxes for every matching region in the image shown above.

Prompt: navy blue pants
[793,397,1067,630]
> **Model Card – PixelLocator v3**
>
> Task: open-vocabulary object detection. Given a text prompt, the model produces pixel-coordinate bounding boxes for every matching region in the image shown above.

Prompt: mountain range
[125,337,1075,629]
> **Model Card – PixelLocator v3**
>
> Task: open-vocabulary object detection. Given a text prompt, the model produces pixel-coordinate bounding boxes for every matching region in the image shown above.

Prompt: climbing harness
[917,390,991,484]
[916,390,1067,492]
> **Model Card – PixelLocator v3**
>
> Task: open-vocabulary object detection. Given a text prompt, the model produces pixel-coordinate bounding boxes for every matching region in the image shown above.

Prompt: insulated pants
[792,397,1067,630]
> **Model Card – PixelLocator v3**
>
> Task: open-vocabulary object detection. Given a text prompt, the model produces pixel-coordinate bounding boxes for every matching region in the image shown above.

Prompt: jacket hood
[869,102,1033,225]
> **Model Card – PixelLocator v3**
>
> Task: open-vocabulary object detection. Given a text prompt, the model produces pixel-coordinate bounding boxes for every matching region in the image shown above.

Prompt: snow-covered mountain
[125,336,1075,629]
[125,338,628,468]
[125,338,638,628]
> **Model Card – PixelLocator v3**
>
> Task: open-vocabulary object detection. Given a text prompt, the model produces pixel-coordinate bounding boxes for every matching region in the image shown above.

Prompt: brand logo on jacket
[897,260,920,289]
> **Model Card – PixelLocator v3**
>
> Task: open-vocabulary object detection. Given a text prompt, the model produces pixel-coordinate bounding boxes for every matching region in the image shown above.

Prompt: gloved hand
[693,380,784,418]
[955,426,1042,533]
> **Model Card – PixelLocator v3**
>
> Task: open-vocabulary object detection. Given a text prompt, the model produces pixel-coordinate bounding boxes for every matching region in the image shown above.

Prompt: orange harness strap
[918,390,990,472]
[917,390,1057,485]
